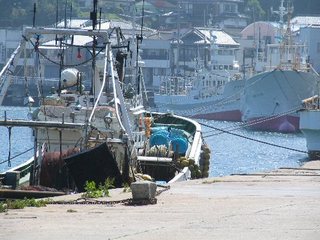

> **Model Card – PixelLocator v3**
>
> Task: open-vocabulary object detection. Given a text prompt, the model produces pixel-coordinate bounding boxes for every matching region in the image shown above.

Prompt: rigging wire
[200,121,307,154]
[0,147,34,165]
[27,37,105,68]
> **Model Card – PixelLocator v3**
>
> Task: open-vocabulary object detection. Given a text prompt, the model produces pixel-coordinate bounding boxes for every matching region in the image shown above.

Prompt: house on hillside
[140,31,173,90]
[172,27,239,74]
[291,16,320,30]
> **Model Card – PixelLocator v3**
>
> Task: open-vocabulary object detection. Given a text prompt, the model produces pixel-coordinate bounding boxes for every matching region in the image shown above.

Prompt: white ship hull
[241,69,319,133]
[154,78,244,121]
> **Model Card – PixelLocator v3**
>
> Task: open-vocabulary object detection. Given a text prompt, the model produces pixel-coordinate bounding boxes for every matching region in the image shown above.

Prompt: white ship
[154,68,244,121]
[241,69,319,132]
[240,0,320,133]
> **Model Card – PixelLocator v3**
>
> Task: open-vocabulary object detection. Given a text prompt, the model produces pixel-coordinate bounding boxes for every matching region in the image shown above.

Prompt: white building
[0,29,21,65]
[298,24,320,73]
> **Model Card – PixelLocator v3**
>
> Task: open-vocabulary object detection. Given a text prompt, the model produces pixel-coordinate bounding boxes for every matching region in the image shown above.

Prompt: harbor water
[0,107,308,176]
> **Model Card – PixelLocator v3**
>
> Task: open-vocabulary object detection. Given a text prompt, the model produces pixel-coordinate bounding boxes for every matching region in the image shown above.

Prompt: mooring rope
[200,122,307,154]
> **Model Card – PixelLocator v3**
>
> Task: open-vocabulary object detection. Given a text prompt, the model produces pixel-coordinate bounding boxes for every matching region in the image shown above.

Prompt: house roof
[194,28,239,46]
[291,16,320,27]
[146,31,173,40]
[205,29,239,46]
[179,27,239,46]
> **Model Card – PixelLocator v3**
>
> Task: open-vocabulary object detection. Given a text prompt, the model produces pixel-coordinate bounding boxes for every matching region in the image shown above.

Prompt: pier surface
[1,161,320,240]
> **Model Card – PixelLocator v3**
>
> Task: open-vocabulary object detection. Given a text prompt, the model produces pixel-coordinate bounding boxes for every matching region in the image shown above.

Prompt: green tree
[0,0,80,28]
[245,0,265,23]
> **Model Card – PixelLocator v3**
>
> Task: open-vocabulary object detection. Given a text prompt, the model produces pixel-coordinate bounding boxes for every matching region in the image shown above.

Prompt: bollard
[5,171,20,189]
[130,181,157,203]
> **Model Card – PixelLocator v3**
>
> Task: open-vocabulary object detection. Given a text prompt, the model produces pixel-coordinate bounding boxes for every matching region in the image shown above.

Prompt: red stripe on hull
[245,115,300,133]
[191,110,242,122]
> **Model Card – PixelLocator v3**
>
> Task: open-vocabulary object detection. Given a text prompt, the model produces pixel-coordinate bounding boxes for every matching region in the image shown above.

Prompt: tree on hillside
[245,0,265,23]
[0,0,80,28]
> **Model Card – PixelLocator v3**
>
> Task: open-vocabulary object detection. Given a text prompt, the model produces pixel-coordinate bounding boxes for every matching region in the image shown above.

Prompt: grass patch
[0,198,49,213]
[82,178,115,198]
[67,209,77,213]
[202,179,222,184]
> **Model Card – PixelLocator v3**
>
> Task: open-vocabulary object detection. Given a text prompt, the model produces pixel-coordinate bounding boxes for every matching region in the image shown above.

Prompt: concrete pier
[0,161,320,240]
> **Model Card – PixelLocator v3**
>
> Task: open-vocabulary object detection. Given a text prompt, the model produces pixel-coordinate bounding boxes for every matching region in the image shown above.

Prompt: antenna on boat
[90,0,98,30]
[90,0,98,95]
[70,3,73,28]
[32,3,36,27]
[55,0,59,45]
[136,0,145,95]
[64,0,68,28]
[99,7,102,30]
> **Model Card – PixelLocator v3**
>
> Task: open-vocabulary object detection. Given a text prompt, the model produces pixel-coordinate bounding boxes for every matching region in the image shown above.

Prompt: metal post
[31,128,38,185]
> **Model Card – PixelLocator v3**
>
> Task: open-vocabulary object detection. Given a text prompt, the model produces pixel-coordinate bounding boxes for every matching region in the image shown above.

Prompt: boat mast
[90,0,98,97]
[271,0,290,68]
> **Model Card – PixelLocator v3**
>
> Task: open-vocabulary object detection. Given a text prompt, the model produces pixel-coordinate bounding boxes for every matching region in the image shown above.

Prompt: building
[0,28,22,67]
[238,21,281,72]
[173,27,239,73]
[298,25,320,73]
[140,32,172,90]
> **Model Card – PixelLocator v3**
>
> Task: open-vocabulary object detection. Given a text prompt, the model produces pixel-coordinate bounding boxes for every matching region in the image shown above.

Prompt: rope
[200,122,307,154]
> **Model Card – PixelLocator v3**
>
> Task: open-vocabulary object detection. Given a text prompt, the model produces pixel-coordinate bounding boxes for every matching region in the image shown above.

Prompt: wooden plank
[0,119,86,129]
[0,189,66,199]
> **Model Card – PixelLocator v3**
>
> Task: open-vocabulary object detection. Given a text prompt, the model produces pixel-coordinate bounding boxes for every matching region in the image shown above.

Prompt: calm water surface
[0,107,34,173]
[0,107,309,176]
[201,119,308,176]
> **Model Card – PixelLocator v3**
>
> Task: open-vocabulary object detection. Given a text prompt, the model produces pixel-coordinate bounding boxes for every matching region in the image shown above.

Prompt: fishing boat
[0,2,209,197]
[154,61,244,122]
[299,95,320,159]
[240,0,320,133]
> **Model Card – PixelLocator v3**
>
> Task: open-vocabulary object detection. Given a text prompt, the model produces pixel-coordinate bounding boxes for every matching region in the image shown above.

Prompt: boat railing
[10,76,59,85]
[263,62,310,72]
[132,131,146,149]
[158,76,192,96]
[129,94,143,109]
